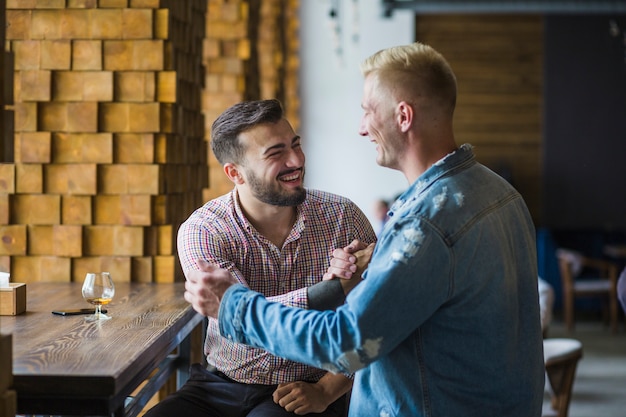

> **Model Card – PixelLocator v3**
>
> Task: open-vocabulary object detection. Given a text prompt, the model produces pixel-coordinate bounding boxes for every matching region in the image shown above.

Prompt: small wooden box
[0,283,26,315]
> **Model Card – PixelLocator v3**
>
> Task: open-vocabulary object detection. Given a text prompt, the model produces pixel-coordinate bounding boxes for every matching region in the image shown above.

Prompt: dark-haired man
[144,99,376,417]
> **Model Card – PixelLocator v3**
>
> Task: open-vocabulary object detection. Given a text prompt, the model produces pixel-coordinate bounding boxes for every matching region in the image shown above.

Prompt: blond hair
[360,42,457,116]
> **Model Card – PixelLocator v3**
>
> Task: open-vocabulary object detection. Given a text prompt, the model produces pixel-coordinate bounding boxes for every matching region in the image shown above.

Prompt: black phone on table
[52,308,108,316]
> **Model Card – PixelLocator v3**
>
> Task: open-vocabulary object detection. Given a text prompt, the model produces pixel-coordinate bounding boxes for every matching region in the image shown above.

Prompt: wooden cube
[144,224,172,255]
[12,255,71,283]
[128,103,160,132]
[14,102,37,132]
[94,194,151,225]
[0,257,9,274]
[131,256,153,283]
[67,102,98,132]
[45,163,97,195]
[156,71,176,103]
[34,0,65,8]
[130,0,160,8]
[16,163,43,194]
[13,40,41,71]
[5,10,31,40]
[15,132,51,163]
[17,70,51,101]
[99,0,128,8]
[98,164,126,194]
[152,194,168,224]
[99,102,129,132]
[67,0,98,8]
[159,103,174,133]
[72,40,102,70]
[84,225,143,256]
[103,40,132,70]
[72,256,131,283]
[114,71,155,102]
[40,40,71,69]
[28,225,82,257]
[132,40,164,70]
[0,195,8,224]
[52,133,113,163]
[60,9,90,38]
[90,8,123,39]
[114,133,154,163]
[38,102,67,131]
[154,8,169,39]
[61,195,92,225]
[93,195,120,224]
[153,255,175,283]
[0,225,26,255]
[52,71,83,101]
[0,164,15,193]
[122,8,153,39]
[83,71,114,101]
[11,194,61,224]
[31,10,62,39]
[128,164,160,194]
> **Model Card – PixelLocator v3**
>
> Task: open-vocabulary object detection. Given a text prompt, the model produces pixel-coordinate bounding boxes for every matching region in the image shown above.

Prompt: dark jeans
[143,364,347,417]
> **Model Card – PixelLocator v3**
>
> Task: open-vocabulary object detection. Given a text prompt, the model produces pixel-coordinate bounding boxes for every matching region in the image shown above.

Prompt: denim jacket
[220,144,545,417]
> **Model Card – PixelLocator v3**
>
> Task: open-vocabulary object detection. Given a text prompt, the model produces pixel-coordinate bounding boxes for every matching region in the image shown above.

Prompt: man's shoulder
[305,188,353,206]
[183,192,235,227]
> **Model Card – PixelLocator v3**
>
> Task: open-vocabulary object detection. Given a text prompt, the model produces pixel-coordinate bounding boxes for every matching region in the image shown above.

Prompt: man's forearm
[315,372,353,404]
[307,279,346,310]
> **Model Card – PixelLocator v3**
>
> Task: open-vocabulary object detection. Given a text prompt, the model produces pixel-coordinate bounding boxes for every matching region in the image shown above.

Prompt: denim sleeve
[219,283,352,373]
[219,217,452,374]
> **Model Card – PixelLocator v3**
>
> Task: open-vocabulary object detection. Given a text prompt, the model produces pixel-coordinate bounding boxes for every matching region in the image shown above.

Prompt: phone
[52,308,108,316]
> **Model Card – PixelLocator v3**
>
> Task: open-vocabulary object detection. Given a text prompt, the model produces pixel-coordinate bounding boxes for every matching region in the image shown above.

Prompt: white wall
[299,1,415,228]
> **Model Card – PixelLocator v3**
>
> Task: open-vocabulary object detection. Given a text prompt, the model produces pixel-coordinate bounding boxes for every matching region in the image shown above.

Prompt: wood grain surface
[0,282,203,415]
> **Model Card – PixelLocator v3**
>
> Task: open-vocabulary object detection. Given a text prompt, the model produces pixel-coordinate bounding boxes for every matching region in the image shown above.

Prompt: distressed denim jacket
[219,144,545,417]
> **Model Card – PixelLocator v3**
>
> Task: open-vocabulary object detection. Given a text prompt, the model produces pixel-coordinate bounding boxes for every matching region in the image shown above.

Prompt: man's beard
[247,169,307,207]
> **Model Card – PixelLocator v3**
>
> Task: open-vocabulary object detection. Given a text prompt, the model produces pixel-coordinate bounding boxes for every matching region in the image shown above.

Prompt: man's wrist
[307,279,346,311]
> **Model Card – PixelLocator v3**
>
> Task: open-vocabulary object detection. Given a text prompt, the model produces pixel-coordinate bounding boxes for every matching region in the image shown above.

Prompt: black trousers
[143,364,347,417]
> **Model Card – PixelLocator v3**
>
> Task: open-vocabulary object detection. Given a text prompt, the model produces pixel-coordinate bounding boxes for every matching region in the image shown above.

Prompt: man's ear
[224,163,244,184]
[397,101,414,133]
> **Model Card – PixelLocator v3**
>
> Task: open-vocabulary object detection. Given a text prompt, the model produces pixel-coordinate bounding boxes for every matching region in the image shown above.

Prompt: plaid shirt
[177,188,376,385]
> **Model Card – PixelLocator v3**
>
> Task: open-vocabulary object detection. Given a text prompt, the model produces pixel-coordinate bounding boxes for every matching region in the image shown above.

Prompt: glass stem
[95,305,102,316]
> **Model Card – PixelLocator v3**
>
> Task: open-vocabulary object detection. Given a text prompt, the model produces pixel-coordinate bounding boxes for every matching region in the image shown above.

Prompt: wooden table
[0,282,204,417]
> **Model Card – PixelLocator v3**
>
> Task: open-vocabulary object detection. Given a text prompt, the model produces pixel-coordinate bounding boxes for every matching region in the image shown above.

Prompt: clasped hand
[323,239,375,295]
[184,240,375,318]
[183,259,237,318]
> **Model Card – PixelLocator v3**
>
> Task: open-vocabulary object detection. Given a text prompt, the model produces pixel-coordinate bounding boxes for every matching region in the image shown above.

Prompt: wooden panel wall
[416,15,543,222]
[1,0,207,283]
[202,0,300,203]
[1,0,300,283]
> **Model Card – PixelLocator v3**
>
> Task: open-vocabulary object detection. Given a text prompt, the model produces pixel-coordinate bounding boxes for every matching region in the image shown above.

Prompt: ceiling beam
[383,0,626,17]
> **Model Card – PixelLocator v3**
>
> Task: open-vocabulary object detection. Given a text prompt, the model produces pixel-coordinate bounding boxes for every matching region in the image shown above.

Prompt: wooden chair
[556,248,619,333]
[542,338,583,417]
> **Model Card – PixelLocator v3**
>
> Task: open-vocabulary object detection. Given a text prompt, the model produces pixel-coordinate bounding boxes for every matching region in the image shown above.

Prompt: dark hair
[210,99,284,165]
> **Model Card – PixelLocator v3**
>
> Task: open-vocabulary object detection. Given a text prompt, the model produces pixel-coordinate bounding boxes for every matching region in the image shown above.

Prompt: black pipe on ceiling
[382,0,626,17]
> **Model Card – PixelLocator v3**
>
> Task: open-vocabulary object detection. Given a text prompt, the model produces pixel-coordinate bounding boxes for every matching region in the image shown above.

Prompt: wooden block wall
[416,15,543,222]
[202,0,300,202]
[3,1,207,283]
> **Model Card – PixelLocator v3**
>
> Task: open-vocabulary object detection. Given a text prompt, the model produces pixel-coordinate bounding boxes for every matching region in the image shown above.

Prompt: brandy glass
[81,272,115,321]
